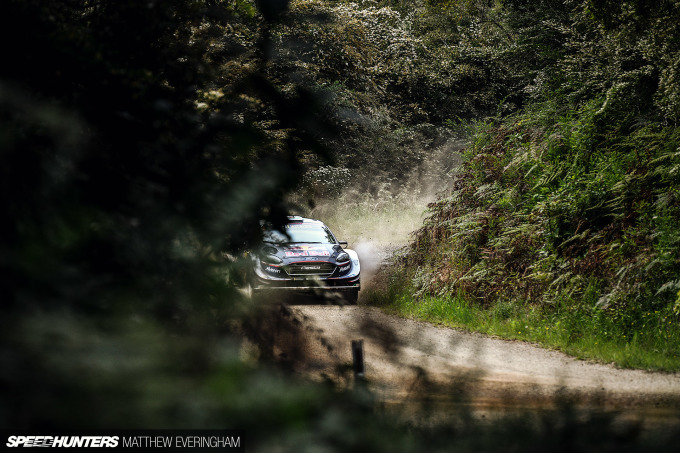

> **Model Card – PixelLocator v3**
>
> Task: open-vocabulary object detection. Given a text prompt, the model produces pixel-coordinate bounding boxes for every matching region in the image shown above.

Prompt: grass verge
[363,282,680,372]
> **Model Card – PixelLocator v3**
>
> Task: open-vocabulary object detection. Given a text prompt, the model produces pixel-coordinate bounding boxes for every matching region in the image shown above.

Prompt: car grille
[285,262,336,276]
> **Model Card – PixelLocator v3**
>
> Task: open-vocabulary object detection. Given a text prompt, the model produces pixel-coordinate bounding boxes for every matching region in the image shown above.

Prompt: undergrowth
[369,101,680,371]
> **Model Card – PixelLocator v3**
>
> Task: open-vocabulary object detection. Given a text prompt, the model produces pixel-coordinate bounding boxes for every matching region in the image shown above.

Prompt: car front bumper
[252,276,361,292]
[252,266,360,292]
[251,252,361,294]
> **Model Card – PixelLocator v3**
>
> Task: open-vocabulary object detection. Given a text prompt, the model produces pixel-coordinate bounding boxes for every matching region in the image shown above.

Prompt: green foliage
[398,101,680,370]
[4,0,680,447]
[357,0,680,371]
[280,0,679,198]
[274,0,551,193]
[301,165,352,198]
[0,0,340,430]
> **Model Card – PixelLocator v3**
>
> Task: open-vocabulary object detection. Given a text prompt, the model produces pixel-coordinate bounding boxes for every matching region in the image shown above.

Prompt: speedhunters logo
[3,430,244,450]
[6,436,118,447]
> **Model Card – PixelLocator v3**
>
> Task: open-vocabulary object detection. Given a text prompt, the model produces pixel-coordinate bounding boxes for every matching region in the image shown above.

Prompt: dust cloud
[352,241,387,287]
[285,138,464,294]
[316,139,465,288]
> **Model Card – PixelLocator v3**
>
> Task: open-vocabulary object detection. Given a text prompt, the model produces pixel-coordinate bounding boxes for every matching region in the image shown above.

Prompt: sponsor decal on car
[285,245,328,250]
[284,247,330,257]
[285,224,320,229]
[339,264,351,272]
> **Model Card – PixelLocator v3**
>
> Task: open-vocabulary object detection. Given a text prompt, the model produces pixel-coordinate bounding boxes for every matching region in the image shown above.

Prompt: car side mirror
[338,241,348,246]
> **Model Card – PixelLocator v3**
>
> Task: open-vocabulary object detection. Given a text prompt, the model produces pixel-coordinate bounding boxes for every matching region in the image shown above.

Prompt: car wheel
[343,289,359,305]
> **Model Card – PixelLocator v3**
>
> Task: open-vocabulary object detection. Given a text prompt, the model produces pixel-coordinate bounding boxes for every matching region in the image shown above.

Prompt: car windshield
[263,223,336,244]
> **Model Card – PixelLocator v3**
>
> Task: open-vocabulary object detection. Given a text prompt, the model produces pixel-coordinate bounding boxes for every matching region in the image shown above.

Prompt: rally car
[250,216,360,304]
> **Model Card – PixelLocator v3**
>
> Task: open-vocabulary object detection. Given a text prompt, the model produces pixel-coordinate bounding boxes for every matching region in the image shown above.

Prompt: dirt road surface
[268,302,680,429]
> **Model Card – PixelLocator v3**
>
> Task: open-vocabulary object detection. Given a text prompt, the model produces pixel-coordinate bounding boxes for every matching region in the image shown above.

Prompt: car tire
[342,289,359,305]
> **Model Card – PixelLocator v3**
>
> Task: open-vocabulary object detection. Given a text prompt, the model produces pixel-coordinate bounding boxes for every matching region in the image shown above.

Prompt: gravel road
[273,303,680,428]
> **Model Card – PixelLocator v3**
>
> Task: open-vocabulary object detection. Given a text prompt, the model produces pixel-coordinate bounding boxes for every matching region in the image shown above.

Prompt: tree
[0,0,337,428]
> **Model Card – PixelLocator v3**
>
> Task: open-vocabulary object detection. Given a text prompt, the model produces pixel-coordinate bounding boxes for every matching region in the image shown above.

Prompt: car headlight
[260,246,283,265]
[261,254,283,265]
[261,245,277,255]
[336,252,350,263]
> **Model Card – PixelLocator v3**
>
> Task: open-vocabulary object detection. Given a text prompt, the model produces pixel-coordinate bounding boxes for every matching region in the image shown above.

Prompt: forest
[2,0,680,451]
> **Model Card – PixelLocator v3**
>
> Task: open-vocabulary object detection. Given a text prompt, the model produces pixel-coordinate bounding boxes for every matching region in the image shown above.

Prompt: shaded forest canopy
[2,0,680,449]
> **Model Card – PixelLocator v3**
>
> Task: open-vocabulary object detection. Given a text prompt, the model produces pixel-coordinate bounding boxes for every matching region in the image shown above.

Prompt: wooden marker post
[351,339,365,381]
